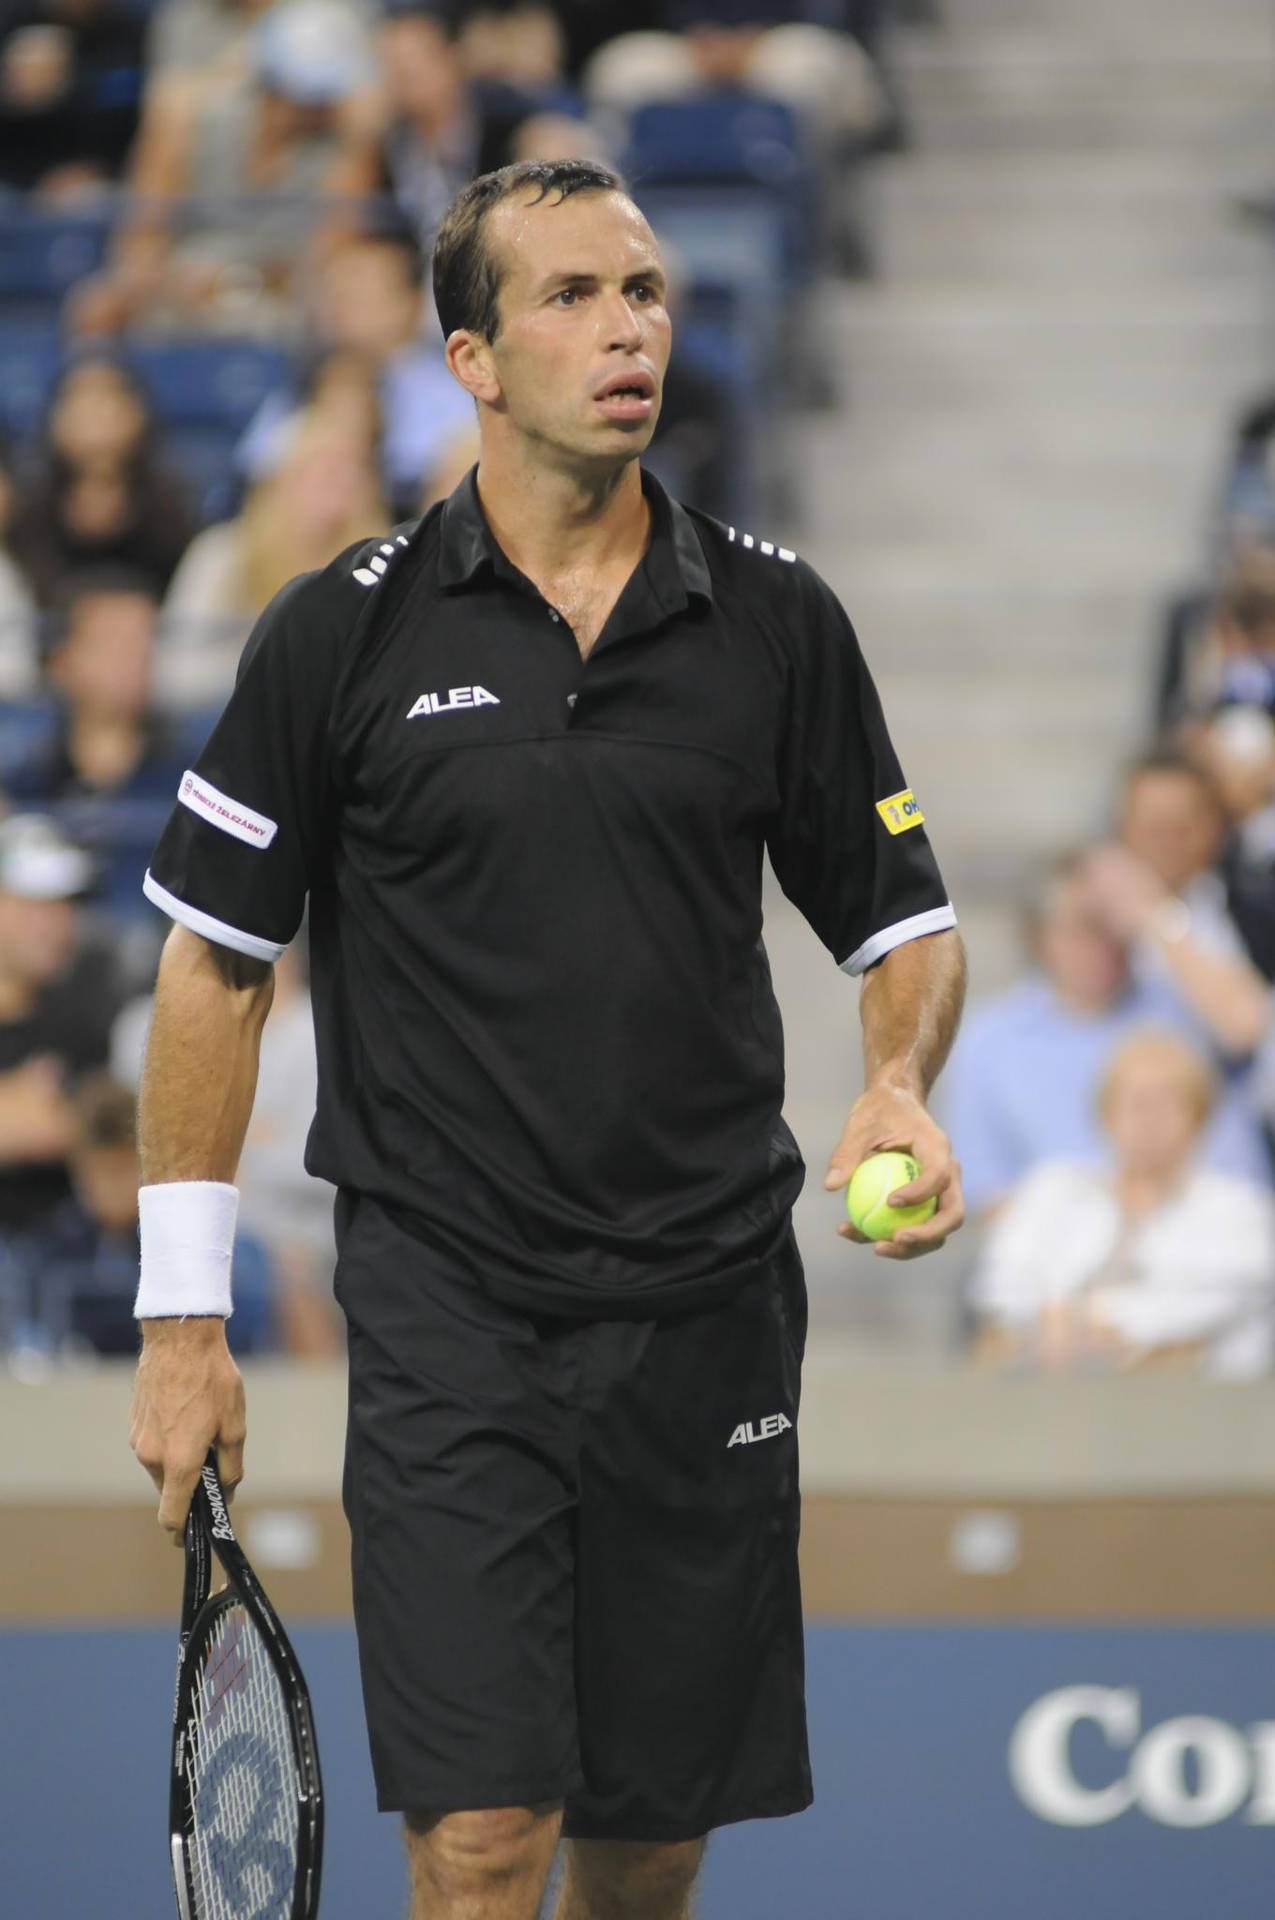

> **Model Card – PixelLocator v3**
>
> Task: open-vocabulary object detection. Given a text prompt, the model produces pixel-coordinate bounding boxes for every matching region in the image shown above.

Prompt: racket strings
[183,1598,301,1919]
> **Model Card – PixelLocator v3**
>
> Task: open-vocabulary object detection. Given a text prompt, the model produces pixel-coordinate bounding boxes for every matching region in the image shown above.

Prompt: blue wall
[4,1623,1275,1918]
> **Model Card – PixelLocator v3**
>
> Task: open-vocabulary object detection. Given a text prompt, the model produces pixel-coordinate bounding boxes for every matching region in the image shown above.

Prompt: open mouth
[594,370,656,419]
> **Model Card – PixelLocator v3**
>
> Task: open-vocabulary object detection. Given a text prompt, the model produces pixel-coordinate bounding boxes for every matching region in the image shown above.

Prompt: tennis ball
[845,1151,937,1242]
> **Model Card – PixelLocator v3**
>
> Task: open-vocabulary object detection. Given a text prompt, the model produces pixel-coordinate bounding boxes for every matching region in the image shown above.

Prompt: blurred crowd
[948,689,1275,1379]
[0,0,897,1366]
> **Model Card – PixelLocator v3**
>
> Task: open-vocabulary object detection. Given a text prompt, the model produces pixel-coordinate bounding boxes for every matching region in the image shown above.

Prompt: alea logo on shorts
[727,1413,793,1448]
[875,788,925,835]
[406,686,502,719]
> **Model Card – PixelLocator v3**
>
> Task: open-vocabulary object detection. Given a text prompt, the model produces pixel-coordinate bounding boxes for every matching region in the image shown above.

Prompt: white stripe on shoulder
[726,525,796,562]
[840,904,959,977]
[177,770,277,849]
[143,872,286,963]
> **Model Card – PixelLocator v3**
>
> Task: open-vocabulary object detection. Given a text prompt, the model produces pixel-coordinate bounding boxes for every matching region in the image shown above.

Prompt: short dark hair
[1122,748,1222,815]
[344,220,426,290]
[74,1074,138,1152]
[432,158,628,343]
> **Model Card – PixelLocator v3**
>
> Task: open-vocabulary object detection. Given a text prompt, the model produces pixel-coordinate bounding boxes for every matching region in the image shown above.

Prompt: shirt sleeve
[765,560,956,974]
[938,1008,1027,1214]
[142,565,343,960]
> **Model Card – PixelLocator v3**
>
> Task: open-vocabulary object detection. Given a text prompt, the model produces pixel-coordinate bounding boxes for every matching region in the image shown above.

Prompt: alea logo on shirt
[727,1413,793,1448]
[876,788,925,835]
[406,686,502,719]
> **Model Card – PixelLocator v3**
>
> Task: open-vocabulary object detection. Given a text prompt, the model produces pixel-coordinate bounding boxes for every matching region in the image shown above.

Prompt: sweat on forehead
[489,189,657,282]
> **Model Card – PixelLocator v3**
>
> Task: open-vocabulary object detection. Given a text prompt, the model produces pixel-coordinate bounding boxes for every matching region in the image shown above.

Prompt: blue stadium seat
[0,210,111,322]
[0,327,60,441]
[624,96,807,189]
[625,99,819,289]
[125,339,294,432]
[0,700,59,785]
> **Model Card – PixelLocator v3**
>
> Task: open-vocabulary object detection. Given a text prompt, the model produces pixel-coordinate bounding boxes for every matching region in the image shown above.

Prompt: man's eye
[632,284,655,302]
[554,288,580,306]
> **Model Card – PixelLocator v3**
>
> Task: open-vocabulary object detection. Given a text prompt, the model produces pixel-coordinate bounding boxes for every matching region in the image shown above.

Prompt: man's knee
[563,1836,706,1919]
[405,1803,562,1902]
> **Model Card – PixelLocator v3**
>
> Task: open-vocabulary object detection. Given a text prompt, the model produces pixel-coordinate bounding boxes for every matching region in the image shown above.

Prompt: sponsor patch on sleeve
[177,770,278,849]
[875,789,925,835]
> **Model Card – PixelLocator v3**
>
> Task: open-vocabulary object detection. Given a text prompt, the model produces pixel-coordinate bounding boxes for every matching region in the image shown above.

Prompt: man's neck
[1116,1161,1189,1219]
[68,711,145,788]
[0,967,36,1022]
[475,452,650,589]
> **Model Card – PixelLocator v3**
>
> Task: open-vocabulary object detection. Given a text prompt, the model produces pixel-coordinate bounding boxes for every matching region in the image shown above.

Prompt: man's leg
[405,1804,563,1920]
[554,1838,706,1920]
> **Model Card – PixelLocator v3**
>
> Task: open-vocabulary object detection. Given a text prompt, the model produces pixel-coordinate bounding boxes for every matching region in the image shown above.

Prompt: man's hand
[824,1078,963,1261]
[1079,844,1168,942]
[129,1319,245,1544]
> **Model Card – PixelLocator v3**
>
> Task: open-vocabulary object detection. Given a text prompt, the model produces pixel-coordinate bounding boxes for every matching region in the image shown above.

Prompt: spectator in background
[582,3,887,149]
[329,0,595,262]
[1193,705,1275,982]
[417,423,481,511]
[144,0,275,83]
[1083,752,1270,1060]
[111,943,341,1356]
[10,355,193,607]
[457,2,569,89]
[0,814,124,1248]
[73,0,376,338]
[0,438,38,699]
[0,0,144,199]
[1164,558,1275,727]
[162,411,389,693]
[969,1030,1275,1378]
[0,1073,273,1362]
[237,229,475,516]
[942,849,1272,1218]
[2,571,186,966]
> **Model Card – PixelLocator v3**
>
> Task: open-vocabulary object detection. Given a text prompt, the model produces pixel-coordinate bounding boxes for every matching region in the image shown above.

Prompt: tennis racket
[170,1450,323,1920]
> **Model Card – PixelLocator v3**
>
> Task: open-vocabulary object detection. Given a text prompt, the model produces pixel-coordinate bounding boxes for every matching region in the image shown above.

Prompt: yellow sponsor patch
[876,789,925,835]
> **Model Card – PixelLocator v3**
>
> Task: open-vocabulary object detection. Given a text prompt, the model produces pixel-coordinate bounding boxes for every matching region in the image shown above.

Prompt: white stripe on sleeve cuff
[143,870,286,963]
[840,903,959,977]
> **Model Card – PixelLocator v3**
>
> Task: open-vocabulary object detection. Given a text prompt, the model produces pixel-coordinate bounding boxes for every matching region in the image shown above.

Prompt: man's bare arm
[129,925,275,1541]
[823,927,968,1261]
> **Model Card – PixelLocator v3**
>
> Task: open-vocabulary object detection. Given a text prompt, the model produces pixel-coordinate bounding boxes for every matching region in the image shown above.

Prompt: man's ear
[446,329,500,406]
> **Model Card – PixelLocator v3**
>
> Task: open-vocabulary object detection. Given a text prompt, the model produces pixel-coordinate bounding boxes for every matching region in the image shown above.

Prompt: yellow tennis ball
[845,1151,937,1242]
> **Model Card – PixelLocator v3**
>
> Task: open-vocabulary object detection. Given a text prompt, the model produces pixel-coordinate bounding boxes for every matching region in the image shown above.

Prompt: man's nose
[600,288,644,349]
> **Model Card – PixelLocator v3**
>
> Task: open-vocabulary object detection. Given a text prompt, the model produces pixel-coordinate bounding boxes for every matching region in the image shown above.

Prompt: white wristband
[135,1182,239,1320]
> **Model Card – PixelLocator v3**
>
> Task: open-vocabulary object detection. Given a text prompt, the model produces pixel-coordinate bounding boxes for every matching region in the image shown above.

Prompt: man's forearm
[139,925,275,1185]
[859,927,967,1097]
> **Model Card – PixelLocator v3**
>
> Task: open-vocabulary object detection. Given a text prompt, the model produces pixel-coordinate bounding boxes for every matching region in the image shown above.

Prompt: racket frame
[170,1451,324,1920]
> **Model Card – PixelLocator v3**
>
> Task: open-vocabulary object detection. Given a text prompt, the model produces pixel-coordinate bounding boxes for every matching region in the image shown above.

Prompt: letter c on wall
[1008,1686,1140,1826]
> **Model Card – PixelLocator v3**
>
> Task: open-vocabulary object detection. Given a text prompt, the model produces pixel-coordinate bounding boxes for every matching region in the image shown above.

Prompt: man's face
[0,892,77,986]
[54,591,155,722]
[1102,1041,1207,1177]
[1035,874,1128,1010]
[73,1141,140,1233]
[379,15,463,121]
[1120,770,1223,892]
[319,244,420,359]
[474,189,672,469]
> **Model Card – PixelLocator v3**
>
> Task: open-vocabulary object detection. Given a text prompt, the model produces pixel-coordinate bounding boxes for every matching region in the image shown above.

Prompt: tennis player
[129,159,966,1920]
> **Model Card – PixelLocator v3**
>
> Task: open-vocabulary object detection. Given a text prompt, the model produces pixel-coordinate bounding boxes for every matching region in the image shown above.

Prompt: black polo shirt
[144,469,956,1315]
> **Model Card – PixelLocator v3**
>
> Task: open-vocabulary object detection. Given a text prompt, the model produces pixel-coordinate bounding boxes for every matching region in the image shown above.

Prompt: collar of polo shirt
[436,466,714,629]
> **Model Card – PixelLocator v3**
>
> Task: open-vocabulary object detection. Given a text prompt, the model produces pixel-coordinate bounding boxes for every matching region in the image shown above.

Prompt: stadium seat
[624,96,807,190]
[0,700,59,783]
[0,210,111,323]
[626,98,820,296]
[125,339,294,433]
[0,327,60,441]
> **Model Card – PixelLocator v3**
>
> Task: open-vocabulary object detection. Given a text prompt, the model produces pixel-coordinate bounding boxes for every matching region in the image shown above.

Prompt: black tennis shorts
[334,1192,812,1841]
